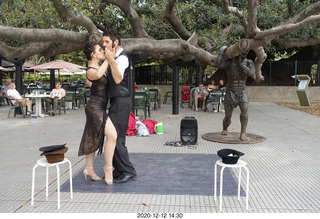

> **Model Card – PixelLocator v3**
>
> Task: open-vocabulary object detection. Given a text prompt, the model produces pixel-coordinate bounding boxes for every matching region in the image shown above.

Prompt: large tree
[1,0,320,82]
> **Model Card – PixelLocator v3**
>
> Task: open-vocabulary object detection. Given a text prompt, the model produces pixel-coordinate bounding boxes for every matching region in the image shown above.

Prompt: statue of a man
[214,47,255,141]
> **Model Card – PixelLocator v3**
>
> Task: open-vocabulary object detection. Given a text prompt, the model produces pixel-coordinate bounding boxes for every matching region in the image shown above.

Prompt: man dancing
[214,46,255,141]
[103,29,137,183]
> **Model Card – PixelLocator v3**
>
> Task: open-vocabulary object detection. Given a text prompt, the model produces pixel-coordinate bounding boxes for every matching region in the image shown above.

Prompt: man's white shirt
[7,89,22,104]
[115,48,129,80]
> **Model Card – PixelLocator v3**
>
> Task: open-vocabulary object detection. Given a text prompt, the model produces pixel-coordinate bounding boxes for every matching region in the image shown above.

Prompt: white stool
[214,159,249,211]
[31,158,73,209]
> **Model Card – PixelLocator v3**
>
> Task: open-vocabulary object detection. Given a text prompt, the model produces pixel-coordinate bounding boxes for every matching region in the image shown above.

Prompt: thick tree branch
[252,46,266,82]
[163,0,191,40]
[255,14,320,40]
[222,0,248,31]
[103,0,151,38]
[247,0,259,38]
[273,38,320,49]
[0,41,53,61]
[41,42,85,58]
[0,25,88,43]
[50,0,99,37]
[122,38,216,66]
[163,0,211,47]
[283,1,320,25]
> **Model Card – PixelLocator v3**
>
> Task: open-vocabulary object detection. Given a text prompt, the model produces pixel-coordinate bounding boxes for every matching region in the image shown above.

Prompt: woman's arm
[86,59,109,81]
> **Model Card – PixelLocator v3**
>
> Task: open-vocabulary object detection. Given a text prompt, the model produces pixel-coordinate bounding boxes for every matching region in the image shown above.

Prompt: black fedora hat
[39,144,68,163]
[217,149,244,164]
[39,144,66,153]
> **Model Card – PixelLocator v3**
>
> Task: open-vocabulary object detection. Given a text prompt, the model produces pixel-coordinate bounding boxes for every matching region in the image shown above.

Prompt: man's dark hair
[103,29,121,46]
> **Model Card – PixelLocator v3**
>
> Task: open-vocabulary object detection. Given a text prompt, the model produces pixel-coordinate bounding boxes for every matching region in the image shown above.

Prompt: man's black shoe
[113,170,122,178]
[113,174,136,183]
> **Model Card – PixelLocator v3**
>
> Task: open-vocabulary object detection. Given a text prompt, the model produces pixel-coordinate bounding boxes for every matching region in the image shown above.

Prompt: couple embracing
[78,29,136,185]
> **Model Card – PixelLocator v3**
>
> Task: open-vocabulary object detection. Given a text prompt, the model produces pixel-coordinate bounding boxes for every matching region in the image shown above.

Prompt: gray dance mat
[61,153,243,196]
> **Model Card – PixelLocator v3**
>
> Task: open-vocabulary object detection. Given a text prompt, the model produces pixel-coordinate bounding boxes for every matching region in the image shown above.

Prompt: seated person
[194,83,208,111]
[3,79,12,95]
[46,82,66,116]
[218,79,225,89]
[6,82,33,116]
[207,80,217,91]
[36,79,43,87]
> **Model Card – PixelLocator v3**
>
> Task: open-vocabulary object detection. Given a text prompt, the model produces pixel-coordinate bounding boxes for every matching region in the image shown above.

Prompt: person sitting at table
[218,79,225,89]
[194,83,208,112]
[207,80,217,91]
[46,81,66,116]
[6,82,34,116]
[36,79,43,87]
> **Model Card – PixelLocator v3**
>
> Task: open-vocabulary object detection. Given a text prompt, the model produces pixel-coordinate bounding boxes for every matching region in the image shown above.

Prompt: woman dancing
[78,41,117,185]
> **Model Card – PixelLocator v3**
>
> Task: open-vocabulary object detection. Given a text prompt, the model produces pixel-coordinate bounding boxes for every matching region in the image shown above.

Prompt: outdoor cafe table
[25,94,50,117]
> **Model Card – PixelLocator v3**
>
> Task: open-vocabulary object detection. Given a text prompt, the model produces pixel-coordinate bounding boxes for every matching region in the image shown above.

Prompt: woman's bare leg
[103,117,117,184]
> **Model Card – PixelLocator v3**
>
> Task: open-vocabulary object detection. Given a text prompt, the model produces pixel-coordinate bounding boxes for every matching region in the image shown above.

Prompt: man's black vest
[106,50,130,98]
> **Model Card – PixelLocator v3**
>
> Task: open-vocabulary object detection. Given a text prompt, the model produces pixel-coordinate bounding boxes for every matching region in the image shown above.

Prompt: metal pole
[269,62,272,85]
[317,61,320,86]
[294,60,298,86]
[50,57,55,90]
[196,65,202,86]
[0,57,2,86]
[172,64,179,114]
[129,60,135,112]
[13,58,24,94]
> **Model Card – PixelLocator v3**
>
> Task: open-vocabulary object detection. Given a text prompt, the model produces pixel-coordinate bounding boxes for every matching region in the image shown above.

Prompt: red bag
[142,119,158,134]
[126,112,137,136]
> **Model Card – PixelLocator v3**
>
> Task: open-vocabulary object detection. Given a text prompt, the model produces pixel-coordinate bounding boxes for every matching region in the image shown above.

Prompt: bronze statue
[214,47,255,141]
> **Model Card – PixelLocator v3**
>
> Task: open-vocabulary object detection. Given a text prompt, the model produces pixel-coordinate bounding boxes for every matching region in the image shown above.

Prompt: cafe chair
[134,92,150,120]
[73,87,86,108]
[149,87,161,109]
[65,88,77,110]
[57,97,66,115]
[163,91,172,104]
[206,89,223,112]
[7,98,26,118]
[149,89,158,110]
[0,93,9,106]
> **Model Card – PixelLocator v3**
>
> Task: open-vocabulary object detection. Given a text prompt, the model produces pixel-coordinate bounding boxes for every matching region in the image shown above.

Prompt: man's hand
[105,47,116,61]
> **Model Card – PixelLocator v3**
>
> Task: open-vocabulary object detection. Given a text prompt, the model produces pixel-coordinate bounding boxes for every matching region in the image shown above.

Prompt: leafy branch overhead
[1,0,320,82]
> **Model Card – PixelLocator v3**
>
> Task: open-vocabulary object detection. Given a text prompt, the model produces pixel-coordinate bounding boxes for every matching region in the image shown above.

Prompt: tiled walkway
[0,101,319,214]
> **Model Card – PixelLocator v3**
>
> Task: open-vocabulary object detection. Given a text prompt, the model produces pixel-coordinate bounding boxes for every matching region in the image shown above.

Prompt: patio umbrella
[27,60,85,89]
[0,66,9,71]
[27,60,85,71]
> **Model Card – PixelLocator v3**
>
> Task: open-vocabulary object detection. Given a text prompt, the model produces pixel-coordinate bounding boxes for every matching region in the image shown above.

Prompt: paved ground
[0,100,320,216]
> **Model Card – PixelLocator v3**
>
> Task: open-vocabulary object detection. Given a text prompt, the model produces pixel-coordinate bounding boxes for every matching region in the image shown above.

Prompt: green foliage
[2,0,320,62]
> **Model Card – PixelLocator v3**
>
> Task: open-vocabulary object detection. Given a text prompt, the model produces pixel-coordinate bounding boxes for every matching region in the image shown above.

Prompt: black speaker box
[180,116,198,145]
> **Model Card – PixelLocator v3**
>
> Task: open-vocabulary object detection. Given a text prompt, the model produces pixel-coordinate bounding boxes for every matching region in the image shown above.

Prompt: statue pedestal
[202,132,266,144]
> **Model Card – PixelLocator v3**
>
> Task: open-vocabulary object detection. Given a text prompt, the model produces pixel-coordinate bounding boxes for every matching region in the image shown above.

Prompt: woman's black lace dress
[78,68,108,156]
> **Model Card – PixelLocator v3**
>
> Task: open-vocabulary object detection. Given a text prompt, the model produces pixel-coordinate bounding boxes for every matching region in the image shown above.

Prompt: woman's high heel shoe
[83,167,102,181]
[103,165,113,185]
